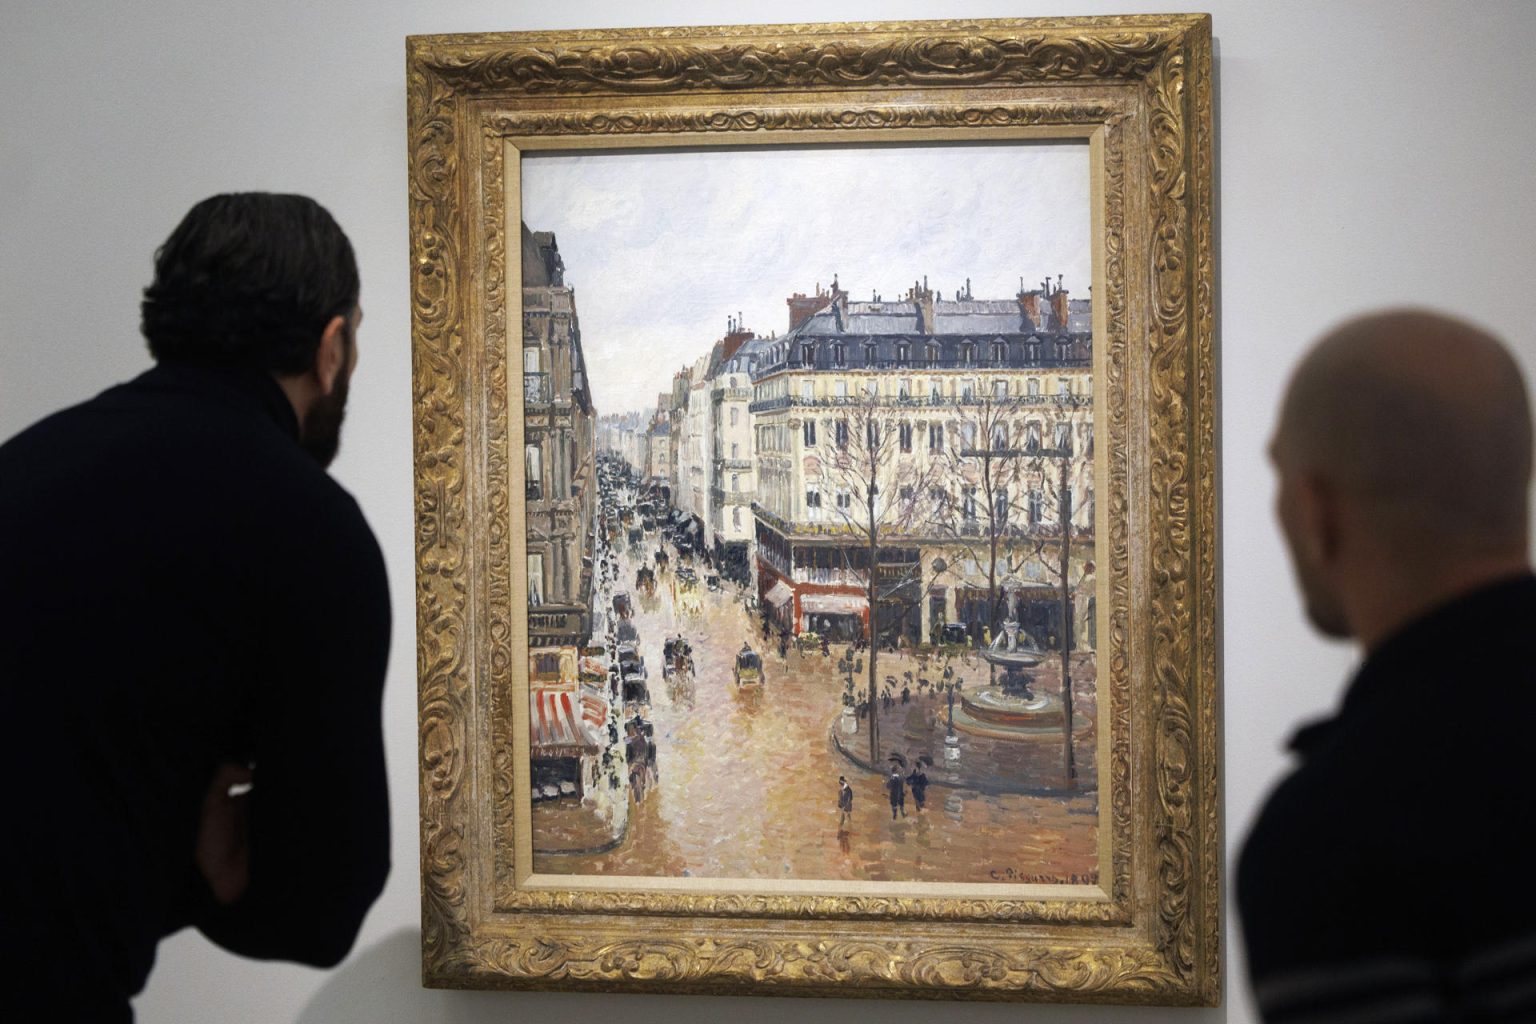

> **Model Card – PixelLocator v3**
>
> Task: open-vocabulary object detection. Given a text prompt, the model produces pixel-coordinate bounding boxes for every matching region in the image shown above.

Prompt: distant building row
[600,274,1098,650]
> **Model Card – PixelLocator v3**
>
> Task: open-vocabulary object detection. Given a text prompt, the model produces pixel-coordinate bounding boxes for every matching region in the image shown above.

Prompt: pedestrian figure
[901,685,910,704]
[907,764,929,811]
[886,770,906,819]
[837,775,854,827]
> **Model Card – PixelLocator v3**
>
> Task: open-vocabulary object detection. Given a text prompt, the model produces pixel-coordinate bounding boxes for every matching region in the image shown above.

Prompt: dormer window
[832,343,846,367]
[896,343,909,364]
[801,343,814,365]
[926,343,939,364]
[962,342,976,364]
[991,341,1006,363]
[863,342,877,365]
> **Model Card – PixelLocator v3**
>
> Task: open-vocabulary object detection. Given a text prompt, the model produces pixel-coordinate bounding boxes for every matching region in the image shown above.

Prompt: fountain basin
[977,647,1044,670]
[960,689,1065,729]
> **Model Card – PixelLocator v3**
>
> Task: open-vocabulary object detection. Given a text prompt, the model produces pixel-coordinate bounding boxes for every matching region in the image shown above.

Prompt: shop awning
[764,579,794,608]
[530,688,607,753]
[800,592,868,616]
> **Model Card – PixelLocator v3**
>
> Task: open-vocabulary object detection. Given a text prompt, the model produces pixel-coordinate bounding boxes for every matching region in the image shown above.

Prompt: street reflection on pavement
[534,533,1098,885]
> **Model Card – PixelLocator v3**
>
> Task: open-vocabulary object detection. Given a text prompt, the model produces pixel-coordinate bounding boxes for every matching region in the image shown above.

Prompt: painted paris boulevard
[530,479,1099,886]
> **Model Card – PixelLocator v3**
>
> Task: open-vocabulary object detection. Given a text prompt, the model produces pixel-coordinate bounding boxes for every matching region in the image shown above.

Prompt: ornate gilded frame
[408,15,1216,1004]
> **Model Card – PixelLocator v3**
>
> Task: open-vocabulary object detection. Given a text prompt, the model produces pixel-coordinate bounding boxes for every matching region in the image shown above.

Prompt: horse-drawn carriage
[635,566,656,596]
[733,645,764,689]
[662,635,694,680]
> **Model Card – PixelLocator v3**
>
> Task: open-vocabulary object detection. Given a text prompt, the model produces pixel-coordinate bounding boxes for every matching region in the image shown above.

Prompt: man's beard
[300,368,350,468]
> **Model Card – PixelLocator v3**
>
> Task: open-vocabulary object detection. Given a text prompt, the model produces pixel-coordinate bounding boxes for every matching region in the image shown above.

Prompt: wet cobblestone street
[534,539,1099,885]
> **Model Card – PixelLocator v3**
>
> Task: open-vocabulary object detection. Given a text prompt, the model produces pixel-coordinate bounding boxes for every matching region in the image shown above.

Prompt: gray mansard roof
[753,295,1092,379]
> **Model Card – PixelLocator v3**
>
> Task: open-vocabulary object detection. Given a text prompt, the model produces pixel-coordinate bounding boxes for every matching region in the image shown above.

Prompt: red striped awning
[531,689,606,752]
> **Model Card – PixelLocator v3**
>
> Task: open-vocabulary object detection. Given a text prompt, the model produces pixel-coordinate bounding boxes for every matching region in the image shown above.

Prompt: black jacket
[0,363,391,1020]
[1238,575,1536,1022]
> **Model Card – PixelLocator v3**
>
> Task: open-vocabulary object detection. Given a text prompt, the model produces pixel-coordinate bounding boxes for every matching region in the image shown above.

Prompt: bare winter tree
[925,397,1095,786]
[813,392,942,764]
[931,398,1036,637]
[1019,403,1095,785]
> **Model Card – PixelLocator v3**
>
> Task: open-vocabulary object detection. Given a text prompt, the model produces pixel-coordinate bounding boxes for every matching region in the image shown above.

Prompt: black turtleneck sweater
[1239,575,1536,1023]
[0,363,391,1021]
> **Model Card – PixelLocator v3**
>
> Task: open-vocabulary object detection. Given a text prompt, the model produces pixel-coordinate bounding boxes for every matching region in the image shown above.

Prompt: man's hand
[196,761,253,905]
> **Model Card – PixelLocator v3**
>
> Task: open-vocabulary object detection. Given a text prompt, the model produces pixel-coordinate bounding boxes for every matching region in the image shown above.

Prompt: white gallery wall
[3,1,1532,1021]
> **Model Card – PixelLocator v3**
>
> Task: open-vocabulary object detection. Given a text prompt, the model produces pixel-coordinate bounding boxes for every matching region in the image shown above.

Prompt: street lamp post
[1048,449,1076,786]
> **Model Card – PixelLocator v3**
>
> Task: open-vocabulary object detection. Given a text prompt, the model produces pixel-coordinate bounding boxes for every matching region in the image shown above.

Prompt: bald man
[1239,310,1536,1023]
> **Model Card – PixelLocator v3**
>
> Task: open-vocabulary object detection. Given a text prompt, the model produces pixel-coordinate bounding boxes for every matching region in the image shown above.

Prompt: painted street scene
[518,144,1099,886]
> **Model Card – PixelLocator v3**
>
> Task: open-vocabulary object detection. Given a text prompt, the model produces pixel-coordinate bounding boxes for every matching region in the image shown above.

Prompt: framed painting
[408,14,1217,1004]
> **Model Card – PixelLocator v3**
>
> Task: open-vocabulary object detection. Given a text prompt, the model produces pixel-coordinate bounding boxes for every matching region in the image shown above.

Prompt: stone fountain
[955,585,1066,736]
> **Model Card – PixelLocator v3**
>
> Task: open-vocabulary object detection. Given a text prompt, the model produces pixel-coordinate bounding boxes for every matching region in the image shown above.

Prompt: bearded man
[1241,310,1536,1022]
[0,193,390,1021]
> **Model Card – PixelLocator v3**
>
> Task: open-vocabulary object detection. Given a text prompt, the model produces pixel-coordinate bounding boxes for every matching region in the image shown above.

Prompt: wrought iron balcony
[750,393,1091,414]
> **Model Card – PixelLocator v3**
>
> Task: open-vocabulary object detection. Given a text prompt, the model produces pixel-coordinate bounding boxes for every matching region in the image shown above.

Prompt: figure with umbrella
[907,755,933,812]
[886,754,908,819]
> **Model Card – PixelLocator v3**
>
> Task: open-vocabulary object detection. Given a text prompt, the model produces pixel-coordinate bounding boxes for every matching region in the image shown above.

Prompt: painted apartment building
[521,225,597,650]
[708,326,768,584]
[750,276,1096,649]
[521,225,627,843]
[645,399,671,492]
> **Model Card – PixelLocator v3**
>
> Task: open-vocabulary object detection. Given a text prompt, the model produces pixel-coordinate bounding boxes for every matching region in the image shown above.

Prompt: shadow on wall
[299,928,1234,1024]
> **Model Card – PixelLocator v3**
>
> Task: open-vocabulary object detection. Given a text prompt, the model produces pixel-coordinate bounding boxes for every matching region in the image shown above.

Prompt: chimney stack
[1050,277,1070,331]
[908,276,935,334]
[786,288,833,331]
[1017,279,1043,329]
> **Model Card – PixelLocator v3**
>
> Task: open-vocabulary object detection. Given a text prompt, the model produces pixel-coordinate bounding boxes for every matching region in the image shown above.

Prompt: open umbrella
[916,754,934,768]
[887,752,908,769]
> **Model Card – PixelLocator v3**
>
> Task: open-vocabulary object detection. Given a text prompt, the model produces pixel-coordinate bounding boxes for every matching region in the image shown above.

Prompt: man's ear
[314,314,349,396]
[1296,471,1342,567]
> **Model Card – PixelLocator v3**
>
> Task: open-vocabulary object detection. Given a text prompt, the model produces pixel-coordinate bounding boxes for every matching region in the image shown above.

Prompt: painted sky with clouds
[521,141,1089,417]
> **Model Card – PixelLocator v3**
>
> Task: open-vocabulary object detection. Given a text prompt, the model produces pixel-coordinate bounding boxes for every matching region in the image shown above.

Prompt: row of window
[796,417,1090,455]
[524,438,586,500]
[756,374,1085,403]
[798,485,1093,527]
[767,338,1078,368]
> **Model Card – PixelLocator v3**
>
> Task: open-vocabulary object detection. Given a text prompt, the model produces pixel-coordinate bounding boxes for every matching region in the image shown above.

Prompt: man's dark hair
[141,193,359,374]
